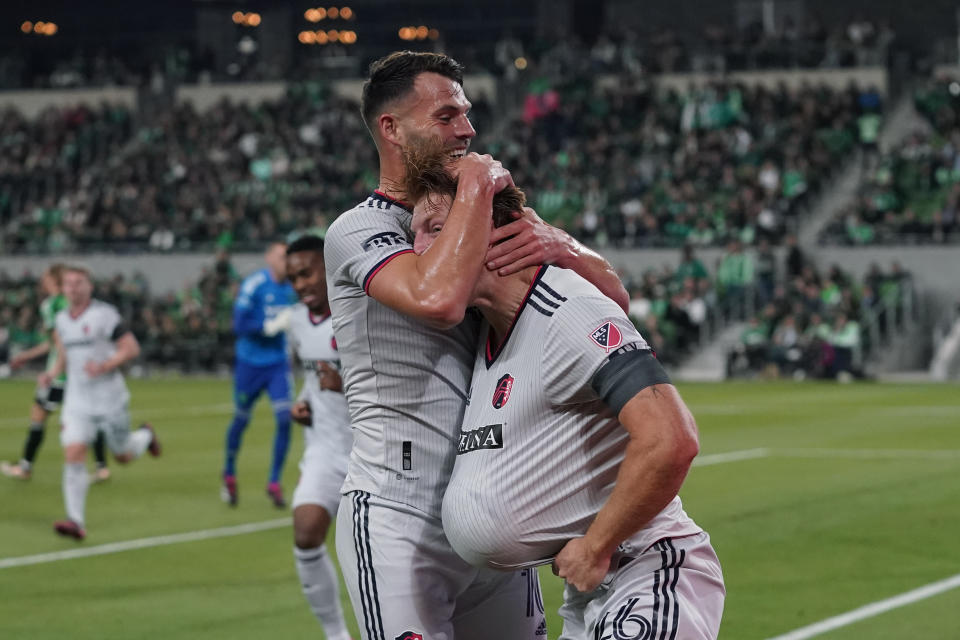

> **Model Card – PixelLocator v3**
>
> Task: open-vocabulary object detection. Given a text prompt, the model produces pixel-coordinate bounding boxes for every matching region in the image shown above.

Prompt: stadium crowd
[820,79,960,245]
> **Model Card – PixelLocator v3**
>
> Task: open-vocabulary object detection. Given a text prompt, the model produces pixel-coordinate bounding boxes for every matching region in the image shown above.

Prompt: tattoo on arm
[650,385,665,399]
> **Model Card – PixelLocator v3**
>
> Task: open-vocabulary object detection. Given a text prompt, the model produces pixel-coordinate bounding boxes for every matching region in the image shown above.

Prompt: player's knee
[64,443,87,463]
[114,452,133,464]
[293,506,330,549]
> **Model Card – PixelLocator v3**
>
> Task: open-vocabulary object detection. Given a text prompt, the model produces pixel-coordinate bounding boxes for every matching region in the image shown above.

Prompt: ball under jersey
[287,303,351,453]
[324,192,479,518]
[441,266,702,569]
[55,299,131,414]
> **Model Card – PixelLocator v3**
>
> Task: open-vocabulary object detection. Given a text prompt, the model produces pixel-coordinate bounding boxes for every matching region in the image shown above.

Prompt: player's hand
[84,360,108,377]
[263,308,292,337]
[37,371,53,388]
[10,353,29,370]
[318,362,343,392]
[551,537,612,593]
[485,207,577,275]
[291,401,312,426]
[454,153,515,194]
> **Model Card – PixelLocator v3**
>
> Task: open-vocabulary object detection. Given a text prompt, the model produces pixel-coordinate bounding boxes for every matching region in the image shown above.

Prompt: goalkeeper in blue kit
[222,242,297,507]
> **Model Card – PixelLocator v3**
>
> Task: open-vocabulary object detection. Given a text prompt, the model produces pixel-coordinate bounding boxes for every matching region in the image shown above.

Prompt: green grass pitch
[0,379,958,639]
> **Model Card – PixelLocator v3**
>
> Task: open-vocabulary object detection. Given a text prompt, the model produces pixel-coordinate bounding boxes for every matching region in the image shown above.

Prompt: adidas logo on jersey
[457,424,503,455]
[535,618,547,636]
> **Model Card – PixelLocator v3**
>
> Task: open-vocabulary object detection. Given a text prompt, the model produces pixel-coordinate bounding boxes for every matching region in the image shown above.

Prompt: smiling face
[286,250,328,314]
[389,72,475,159]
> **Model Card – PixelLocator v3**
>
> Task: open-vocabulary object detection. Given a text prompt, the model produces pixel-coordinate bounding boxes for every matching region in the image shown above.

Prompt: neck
[473,266,541,346]
[70,299,91,317]
[308,304,330,317]
[377,148,410,203]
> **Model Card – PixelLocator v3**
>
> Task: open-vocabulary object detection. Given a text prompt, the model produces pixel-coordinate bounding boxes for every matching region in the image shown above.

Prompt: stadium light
[328,29,339,41]
[305,8,320,22]
[43,22,57,35]
[328,7,339,19]
[316,30,329,44]
[246,13,261,27]
[514,57,527,70]
[416,25,428,40]
[33,21,45,33]
[340,7,353,20]
[232,11,244,24]
[341,30,357,44]
[428,28,439,40]
[21,21,32,33]
[299,30,316,44]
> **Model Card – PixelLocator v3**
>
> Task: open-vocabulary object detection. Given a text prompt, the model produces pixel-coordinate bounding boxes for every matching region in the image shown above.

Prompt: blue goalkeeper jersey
[232,268,296,367]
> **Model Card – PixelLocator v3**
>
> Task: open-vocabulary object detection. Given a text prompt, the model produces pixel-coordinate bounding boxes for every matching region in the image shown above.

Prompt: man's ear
[378,113,401,146]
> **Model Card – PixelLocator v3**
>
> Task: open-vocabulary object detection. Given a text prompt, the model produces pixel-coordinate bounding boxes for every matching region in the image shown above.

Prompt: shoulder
[240,270,267,293]
[540,268,637,347]
[326,197,412,246]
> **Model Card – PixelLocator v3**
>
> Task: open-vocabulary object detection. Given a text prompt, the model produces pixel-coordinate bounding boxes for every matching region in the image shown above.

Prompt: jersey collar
[372,190,412,212]
[484,265,548,369]
[308,310,330,325]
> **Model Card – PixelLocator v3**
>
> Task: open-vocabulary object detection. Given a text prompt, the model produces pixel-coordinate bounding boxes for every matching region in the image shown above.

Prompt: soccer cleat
[0,461,31,480]
[53,519,86,541]
[91,466,111,483]
[266,482,286,508]
[221,474,238,506]
[140,423,162,457]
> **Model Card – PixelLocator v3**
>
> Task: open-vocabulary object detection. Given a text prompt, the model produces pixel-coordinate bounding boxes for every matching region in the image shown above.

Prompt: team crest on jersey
[492,373,514,409]
[82,324,90,335]
[395,632,423,640]
[362,231,408,251]
[330,336,337,350]
[590,322,622,353]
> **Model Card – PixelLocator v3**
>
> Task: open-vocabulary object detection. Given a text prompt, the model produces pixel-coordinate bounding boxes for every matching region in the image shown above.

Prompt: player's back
[56,299,131,413]
[325,193,478,517]
[233,268,294,367]
[442,266,700,568]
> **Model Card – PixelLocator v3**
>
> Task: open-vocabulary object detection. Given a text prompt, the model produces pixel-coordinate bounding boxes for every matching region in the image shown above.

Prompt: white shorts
[559,532,725,640]
[291,432,349,515]
[336,491,548,640]
[60,405,131,451]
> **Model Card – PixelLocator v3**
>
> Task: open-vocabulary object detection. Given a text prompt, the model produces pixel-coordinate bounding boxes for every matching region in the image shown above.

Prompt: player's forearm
[233,307,266,336]
[583,386,699,556]
[559,242,630,314]
[103,335,141,372]
[16,341,51,362]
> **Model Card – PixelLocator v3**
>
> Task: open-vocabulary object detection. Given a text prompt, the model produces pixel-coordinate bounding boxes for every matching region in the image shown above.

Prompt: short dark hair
[286,234,325,256]
[361,51,465,134]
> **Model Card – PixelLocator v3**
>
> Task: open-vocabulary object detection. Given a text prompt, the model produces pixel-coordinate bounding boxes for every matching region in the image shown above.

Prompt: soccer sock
[268,410,291,484]
[92,431,108,468]
[293,545,350,640]
[21,422,45,466]
[223,411,250,477]
[123,428,153,459]
[63,462,89,528]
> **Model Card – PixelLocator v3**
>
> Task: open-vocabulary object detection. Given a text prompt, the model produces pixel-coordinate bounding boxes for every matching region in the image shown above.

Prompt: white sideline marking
[693,448,770,466]
[766,572,960,640]
[0,518,289,570]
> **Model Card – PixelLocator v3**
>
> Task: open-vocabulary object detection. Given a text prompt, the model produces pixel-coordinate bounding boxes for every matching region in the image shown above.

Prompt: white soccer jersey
[287,303,352,454]
[442,266,702,569]
[325,192,479,517]
[55,299,131,414]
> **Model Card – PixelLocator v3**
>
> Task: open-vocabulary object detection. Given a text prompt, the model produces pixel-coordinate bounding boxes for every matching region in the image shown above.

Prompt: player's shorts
[291,429,349,515]
[233,360,292,412]
[34,380,65,412]
[558,531,724,640]
[336,491,547,640]
[60,404,132,452]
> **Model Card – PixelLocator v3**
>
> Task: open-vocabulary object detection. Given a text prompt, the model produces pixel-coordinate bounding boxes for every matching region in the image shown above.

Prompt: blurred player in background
[43,265,161,541]
[325,50,629,639]
[222,242,296,508]
[284,234,353,640]
[406,146,725,640]
[2,263,109,482]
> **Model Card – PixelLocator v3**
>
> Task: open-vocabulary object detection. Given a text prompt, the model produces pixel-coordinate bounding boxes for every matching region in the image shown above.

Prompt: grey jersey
[324,192,479,517]
[287,303,352,455]
[442,266,701,569]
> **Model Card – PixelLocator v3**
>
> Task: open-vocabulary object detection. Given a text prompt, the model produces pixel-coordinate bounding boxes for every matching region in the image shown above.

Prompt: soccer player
[2,264,110,481]
[406,149,725,640]
[222,241,297,508]
[285,235,353,640]
[42,265,161,541]
[324,51,629,639]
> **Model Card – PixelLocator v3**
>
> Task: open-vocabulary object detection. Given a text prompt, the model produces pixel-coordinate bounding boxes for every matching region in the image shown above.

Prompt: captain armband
[590,343,672,414]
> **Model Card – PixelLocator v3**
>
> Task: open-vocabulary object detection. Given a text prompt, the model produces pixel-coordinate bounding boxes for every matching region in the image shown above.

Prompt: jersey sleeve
[324,208,414,295]
[101,305,126,341]
[541,295,650,406]
[233,273,265,336]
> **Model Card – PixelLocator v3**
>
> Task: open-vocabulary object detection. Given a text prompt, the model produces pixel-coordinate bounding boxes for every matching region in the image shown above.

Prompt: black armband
[110,324,129,341]
[590,345,671,414]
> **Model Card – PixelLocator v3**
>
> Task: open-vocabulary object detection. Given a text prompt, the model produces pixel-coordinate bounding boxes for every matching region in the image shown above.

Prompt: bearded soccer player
[406,146,725,640]
[43,265,161,540]
[284,234,353,640]
[324,50,629,639]
[2,264,109,481]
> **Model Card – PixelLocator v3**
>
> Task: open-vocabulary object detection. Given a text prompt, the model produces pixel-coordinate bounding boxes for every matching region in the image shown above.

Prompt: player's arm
[38,330,66,386]
[486,208,630,313]
[86,329,141,377]
[291,383,312,426]
[366,153,511,329]
[10,340,51,369]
